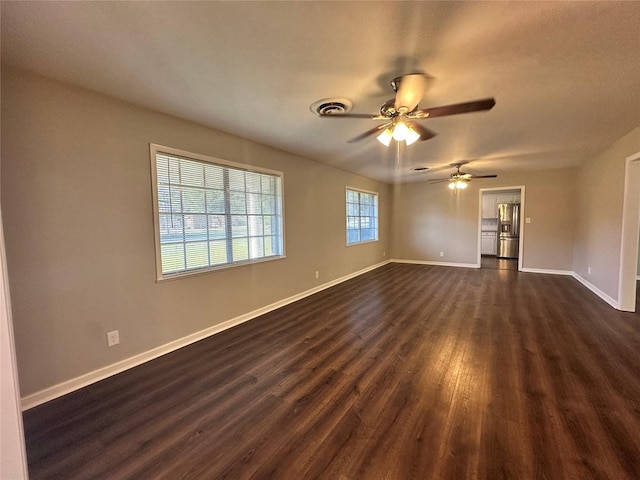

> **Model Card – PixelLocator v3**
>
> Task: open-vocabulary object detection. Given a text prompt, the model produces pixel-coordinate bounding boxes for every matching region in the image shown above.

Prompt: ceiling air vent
[310,98,353,116]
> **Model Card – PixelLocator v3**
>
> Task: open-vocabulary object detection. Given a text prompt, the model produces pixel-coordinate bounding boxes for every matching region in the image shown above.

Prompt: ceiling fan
[314,73,496,146]
[430,162,498,190]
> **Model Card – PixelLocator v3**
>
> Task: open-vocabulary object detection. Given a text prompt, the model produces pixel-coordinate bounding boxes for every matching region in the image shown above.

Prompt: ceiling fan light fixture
[377,121,421,146]
[376,128,393,146]
[404,125,421,146]
[449,178,469,190]
[392,121,410,141]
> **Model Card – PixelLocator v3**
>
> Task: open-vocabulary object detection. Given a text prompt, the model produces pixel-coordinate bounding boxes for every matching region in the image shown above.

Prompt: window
[150,145,284,279]
[346,187,378,245]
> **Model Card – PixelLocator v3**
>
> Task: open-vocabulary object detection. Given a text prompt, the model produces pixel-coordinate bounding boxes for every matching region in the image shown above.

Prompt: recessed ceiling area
[2,1,638,183]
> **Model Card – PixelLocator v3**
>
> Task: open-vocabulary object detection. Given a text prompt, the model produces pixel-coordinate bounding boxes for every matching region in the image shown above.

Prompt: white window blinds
[151,146,284,279]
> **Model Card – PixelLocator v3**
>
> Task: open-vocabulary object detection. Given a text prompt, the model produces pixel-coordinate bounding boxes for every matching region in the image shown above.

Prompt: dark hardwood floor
[481,255,518,270]
[22,264,640,479]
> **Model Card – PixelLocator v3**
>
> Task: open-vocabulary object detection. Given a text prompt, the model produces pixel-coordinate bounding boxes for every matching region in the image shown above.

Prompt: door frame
[478,186,526,271]
[617,151,640,311]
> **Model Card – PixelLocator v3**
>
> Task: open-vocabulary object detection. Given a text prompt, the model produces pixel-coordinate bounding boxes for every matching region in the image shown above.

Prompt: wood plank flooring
[22,264,640,479]
[481,255,518,270]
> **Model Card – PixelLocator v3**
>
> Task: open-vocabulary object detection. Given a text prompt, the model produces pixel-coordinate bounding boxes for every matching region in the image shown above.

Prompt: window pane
[159,214,184,243]
[185,242,208,269]
[156,156,169,183]
[245,172,262,193]
[232,238,249,261]
[168,158,180,183]
[247,193,262,214]
[264,235,274,256]
[206,190,226,214]
[249,237,264,258]
[261,176,274,194]
[230,192,246,214]
[169,186,182,213]
[180,161,204,187]
[209,240,228,265]
[228,170,245,191]
[263,216,273,234]
[208,215,226,239]
[248,216,263,236]
[262,195,274,214]
[204,164,225,189]
[181,187,205,213]
[161,244,185,273]
[184,215,207,242]
[231,215,248,237]
[157,185,171,213]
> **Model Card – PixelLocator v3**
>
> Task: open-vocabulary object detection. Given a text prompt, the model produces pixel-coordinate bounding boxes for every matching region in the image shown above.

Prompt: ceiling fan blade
[412,98,496,119]
[406,122,437,141]
[428,179,451,184]
[469,174,498,178]
[319,112,379,119]
[347,122,392,143]
[394,73,428,112]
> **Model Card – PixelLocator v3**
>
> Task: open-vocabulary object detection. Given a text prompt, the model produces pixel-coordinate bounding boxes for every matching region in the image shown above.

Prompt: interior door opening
[479,187,524,270]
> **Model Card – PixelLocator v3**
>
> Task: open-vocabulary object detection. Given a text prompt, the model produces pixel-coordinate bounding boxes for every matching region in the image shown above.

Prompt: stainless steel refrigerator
[497,203,520,258]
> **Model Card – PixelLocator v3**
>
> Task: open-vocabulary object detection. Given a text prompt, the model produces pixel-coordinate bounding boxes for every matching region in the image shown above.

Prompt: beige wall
[573,127,640,299]
[1,69,391,396]
[391,168,577,271]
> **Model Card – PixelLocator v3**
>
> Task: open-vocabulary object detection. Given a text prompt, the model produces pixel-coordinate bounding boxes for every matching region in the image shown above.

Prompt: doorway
[478,186,525,270]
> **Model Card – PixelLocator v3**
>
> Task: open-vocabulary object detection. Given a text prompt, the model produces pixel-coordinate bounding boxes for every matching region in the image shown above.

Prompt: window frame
[345,186,379,246]
[150,144,286,281]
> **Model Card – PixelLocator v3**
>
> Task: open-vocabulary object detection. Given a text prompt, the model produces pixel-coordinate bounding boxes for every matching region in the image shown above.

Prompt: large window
[150,145,284,280]
[346,187,378,245]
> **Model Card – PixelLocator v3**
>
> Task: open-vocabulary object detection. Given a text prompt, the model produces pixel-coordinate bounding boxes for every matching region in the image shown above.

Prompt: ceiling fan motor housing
[380,99,397,117]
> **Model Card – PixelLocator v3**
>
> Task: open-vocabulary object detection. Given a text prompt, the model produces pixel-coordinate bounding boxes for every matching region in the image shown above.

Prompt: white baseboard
[520,267,573,276]
[21,260,391,411]
[571,273,620,310]
[391,258,479,269]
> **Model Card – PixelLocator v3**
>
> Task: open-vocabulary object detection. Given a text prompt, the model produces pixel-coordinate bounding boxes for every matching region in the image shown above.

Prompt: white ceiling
[2,1,639,184]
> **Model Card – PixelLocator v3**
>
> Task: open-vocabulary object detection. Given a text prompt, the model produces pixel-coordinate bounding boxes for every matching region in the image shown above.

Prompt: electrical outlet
[588,266,591,274]
[315,271,319,279]
[383,251,386,257]
[439,252,444,257]
[107,330,120,347]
